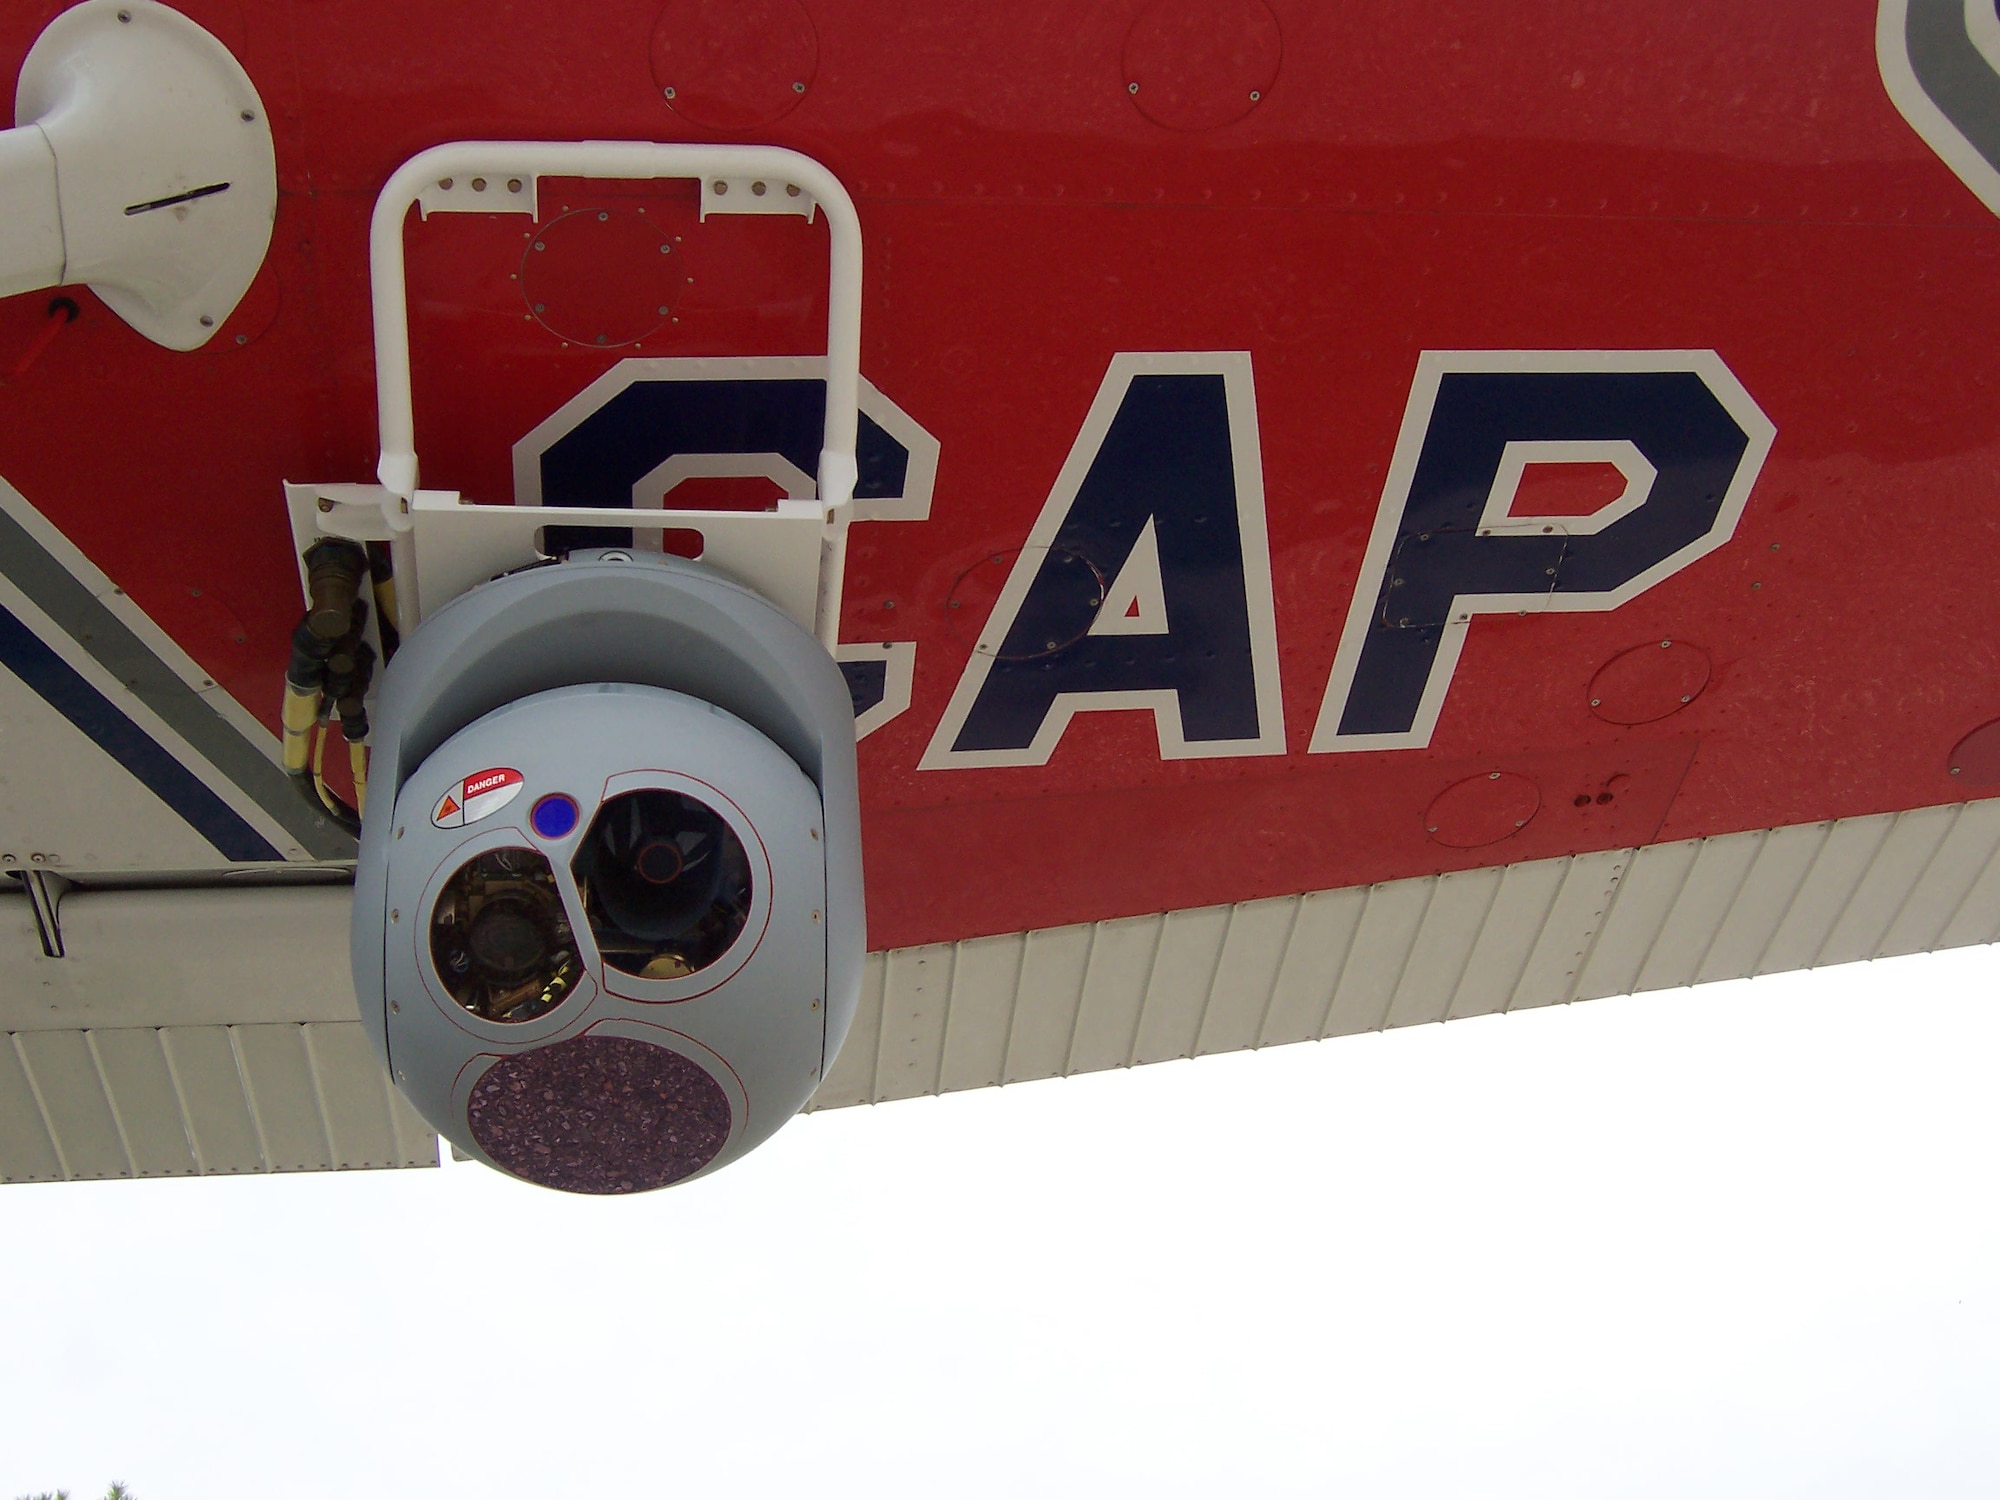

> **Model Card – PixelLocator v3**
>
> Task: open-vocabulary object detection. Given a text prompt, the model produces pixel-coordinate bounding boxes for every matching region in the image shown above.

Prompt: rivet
[1,855,14,865]
[793,81,806,94]
[534,302,546,312]
[1249,90,1261,102]
[29,853,44,864]
[533,240,545,251]
[752,180,768,196]
[712,179,729,195]
[659,242,672,253]
[235,333,248,345]
[395,826,404,839]
[438,177,453,190]
[240,110,256,123]
[390,1001,400,1013]
[1544,566,1556,576]
[1514,820,1526,827]
[810,998,821,1010]
[472,177,487,192]
[199,315,214,327]
[597,210,608,221]
[1660,639,1673,648]
[1426,825,1438,833]
[1590,697,1601,706]
[1489,770,1501,779]
[664,85,678,99]
[1128,81,1140,93]
[1751,581,1762,590]
[508,178,522,192]
[657,305,669,315]
[786,183,801,196]
[1952,766,1963,775]
[390,909,399,923]
[1679,694,1692,703]
[116,8,130,20]
[317,496,334,512]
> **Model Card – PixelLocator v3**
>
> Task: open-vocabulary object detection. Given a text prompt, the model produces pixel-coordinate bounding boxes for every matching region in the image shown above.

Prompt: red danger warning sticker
[433,767,525,828]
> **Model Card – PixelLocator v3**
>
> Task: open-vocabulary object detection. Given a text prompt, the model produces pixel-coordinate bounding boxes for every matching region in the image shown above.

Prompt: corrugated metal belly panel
[0,1022,435,1183]
[804,798,2000,1110]
[4,798,1996,1173]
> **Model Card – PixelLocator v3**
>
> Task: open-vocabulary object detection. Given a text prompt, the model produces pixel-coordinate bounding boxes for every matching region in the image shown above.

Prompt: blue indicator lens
[530,794,579,839]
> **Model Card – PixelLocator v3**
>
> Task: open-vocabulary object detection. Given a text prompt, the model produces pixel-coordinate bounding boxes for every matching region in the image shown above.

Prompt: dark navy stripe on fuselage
[0,605,281,861]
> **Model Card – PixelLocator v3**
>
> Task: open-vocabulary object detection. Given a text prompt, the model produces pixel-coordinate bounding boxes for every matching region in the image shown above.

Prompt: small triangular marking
[438,795,459,818]
[1089,515,1169,637]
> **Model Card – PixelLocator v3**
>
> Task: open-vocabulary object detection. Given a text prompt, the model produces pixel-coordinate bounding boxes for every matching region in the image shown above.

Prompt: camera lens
[429,848,579,1024]
[572,789,753,979]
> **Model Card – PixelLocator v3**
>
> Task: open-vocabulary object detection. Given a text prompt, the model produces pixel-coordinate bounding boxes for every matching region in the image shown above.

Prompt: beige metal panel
[1385,867,1501,1029]
[1261,887,1362,1045]
[1510,851,1627,1011]
[1446,856,1568,1019]
[812,953,884,1108]
[874,945,954,1102]
[158,1025,264,1171]
[1636,834,1762,991]
[1576,839,1696,1002]
[0,885,359,1032]
[303,1022,430,1170]
[1834,804,1961,963]
[0,1037,61,1182]
[1757,814,1892,975]
[1132,905,1232,1065]
[1195,896,1300,1057]
[1067,914,1162,1074]
[1003,922,1092,1083]
[14,1030,127,1179]
[89,1029,197,1177]
[1891,801,2000,953]
[1930,801,2000,950]
[1324,878,1432,1036]
[1698,823,1827,983]
[937,931,1025,1094]
[232,1024,334,1173]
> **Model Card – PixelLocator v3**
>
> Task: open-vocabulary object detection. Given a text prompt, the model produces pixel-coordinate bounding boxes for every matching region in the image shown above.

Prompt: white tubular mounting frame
[367,140,863,649]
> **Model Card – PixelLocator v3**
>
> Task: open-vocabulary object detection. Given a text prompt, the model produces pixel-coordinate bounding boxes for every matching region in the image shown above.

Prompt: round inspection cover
[652,0,818,131]
[520,209,681,347]
[1426,772,1540,848]
[1123,0,1281,131]
[1948,717,2000,786]
[467,1035,733,1194]
[945,547,1106,660]
[1587,639,1712,725]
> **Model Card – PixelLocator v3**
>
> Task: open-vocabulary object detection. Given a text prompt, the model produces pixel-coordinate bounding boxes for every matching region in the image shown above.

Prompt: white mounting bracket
[351,140,864,652]
[0,0,276,351]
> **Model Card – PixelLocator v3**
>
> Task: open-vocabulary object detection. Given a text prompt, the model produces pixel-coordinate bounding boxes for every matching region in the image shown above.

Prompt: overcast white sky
[5,947,1998,1498]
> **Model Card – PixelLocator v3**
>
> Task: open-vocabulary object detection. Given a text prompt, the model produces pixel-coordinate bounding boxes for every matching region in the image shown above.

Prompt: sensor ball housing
[351,551,863,1192]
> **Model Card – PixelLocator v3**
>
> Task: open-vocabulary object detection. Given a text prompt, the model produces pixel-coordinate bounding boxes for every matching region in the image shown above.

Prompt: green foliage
[13,1486,131,1500]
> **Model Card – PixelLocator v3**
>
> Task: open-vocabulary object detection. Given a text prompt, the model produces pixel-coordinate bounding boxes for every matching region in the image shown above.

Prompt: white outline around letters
[920,352,1286,770]
[1307,350,1775,755]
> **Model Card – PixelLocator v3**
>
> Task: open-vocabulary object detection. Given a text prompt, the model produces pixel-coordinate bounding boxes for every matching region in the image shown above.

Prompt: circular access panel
[1123,0,1281,131]
[1426,771,1541,848]
[1587,639,1712,725]
[1949,717,2000,785]
[946,547,1106,661]
[467,1035,732,1193]
[521,209,681,347]
[652,0,818,130]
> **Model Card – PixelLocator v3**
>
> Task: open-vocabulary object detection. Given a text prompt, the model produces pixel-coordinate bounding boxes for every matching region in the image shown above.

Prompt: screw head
[1128,80,1140,93]
[1249,89,1261,102]
[793,81,806,93]
[316,496,334,512]
[663,85,677,99]
[199,314,214,327]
